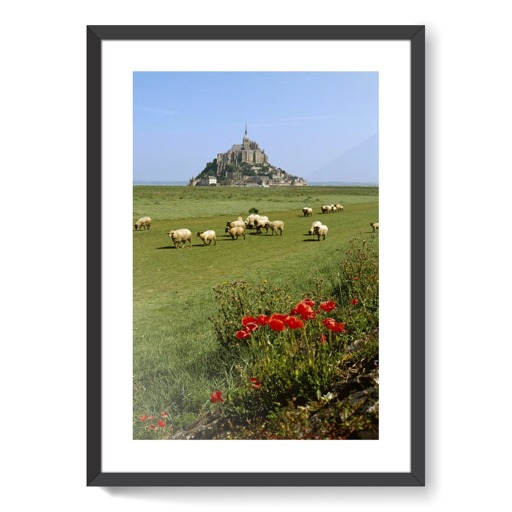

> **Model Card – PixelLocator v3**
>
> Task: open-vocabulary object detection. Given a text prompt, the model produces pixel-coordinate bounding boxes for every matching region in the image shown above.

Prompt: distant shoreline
[133,181,378,187]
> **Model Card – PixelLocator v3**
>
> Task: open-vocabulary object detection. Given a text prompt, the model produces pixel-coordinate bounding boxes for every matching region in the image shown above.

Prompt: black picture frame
[87,25,425,487]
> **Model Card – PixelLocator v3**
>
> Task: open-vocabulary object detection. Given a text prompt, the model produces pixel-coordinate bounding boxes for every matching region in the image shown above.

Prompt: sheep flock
[134,205,378,249]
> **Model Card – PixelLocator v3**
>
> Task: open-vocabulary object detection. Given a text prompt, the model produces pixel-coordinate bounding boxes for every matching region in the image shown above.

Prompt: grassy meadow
[133,185,379,438]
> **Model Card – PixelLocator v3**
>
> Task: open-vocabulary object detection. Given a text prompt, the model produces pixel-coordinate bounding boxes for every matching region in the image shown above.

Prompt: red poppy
[351,298,359,305]
[244,321,259,332]
[301,310,315,320]
[319,301,336,312]
[210,390,224,403]
[269,318,286,331]
[322,318,336,327]
[139,415,149,421]
[256,314,270,325]
[302,298,315,307]
[160,411,168,418]
[295,302,312,314]
[235,329,251,339]
[291,301,315,320]
[319,334,327,344]
[270,313,287,322]
[149,424,158,430]
[353,277,359,281]
[158,420,166,428]
[284,316,304,329]
[242,316,258,327]
[249,377,262,390]
[326,321,346,333]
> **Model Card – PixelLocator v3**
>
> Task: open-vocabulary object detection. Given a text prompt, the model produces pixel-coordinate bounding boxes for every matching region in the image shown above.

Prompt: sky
[133,72,378,183]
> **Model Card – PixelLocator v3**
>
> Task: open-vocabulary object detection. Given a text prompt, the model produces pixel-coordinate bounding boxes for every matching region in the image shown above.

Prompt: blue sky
[133,72,378,183]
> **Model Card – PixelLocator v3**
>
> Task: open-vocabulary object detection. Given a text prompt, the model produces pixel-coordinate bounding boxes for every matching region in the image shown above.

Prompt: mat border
[87,25,425,487]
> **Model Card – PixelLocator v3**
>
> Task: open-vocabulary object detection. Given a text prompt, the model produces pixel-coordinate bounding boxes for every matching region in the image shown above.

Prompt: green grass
[133,186,378,436]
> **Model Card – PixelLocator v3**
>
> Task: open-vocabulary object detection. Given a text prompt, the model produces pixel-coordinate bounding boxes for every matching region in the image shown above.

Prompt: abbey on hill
[188,126,307,187]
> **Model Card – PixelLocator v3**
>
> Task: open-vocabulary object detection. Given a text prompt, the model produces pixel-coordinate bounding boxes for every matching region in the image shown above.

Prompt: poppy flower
[284,316,304,329]
[160,411,168,418]
[242,316,258,327]
[300,310,315,320]
[244,321,259,332]
[210,390,224,403]
[256,314,270,325]
[235,329,251,339]
[249,377,262,390]
[319,301,336,312]
[319,334,327,344]
[291,302,315,320]
[322,318,336,327]
[149,424,158,430]
[351,298,359,305]
[353,277,359,281]
[326,321,346,333]
[158,420,166,428]
[302,298,315,307]
[139,415,149,421]
[269,318,286,331]
[270,313,287,322]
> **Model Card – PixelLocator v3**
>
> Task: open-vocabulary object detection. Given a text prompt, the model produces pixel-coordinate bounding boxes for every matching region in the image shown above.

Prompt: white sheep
[245,214,268,229]
[302,207,313,217]
[226,220,245,229]
[321,205,334,214]
[370,222,379,232]
[253,216,269,234]
[264,220,284,236]
[334,204,344,212]
[134,216,152,230]
[313,224,328,241]
[168,228,192,249]
[244,214,260,228]
[308,220,322,235]
[197,230,217,246]
[227,226,246,240]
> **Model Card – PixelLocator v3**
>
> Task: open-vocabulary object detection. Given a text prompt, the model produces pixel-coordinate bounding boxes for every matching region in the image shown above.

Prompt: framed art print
[87,25,425,486]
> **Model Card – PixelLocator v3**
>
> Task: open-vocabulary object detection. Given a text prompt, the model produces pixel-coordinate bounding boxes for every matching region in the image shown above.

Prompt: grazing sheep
[321,205,334,214]
[244,214,260,228]
[334,204,344,212]
[134,216,152,230]
[264,220,284,236]
[370,222,379,232]
[245,214,268,229]
[227,226,246,240]
[308,220,323,235]
[226,220,245,229]
[313,224,328,241]
[302,207,313,217]
[168,228,192,249]
[253,216,269,234]
[197,230,217,246]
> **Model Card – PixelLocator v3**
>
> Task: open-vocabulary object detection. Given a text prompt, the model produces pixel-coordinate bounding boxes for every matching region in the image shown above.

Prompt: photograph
[89,25,423,485]
[132,71,380,441]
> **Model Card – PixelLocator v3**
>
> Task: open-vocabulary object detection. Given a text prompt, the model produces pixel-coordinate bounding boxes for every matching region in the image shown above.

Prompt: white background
[1,1,511,510]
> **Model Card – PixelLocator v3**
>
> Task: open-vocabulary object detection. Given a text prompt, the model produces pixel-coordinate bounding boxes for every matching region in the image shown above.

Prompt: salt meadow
[133,184,379,439]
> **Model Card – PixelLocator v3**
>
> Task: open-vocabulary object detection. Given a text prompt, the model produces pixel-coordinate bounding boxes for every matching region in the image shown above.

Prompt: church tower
[243,124,250,149]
